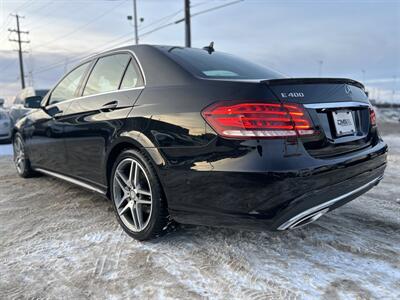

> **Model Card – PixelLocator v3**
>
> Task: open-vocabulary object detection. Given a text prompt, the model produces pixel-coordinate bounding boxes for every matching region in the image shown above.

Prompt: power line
[13,0,35,13]
[31,0,127,51]
[137,8,183,32]
[190,1,210,9]
[31,6,189,74]
[190,0,243,18]
[26,2,91,33]
[32,31,136,75]
[0,59,18,74]
[140,0,243,39]
[31,0,243,75]
[22,0,55,25]
[139,20,177,38]
[0,15,13,40]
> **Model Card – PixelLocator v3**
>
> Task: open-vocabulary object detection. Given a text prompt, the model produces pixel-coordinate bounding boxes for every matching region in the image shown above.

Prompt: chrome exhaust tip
[278,208,329,230]
[277,176,383,231]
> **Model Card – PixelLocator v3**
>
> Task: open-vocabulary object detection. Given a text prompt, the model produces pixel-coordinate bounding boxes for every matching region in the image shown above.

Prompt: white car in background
[0,108,12,142]
[9,88,49,126]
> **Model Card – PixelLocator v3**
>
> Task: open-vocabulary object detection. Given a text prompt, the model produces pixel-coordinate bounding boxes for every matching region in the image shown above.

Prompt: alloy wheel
[14,136,25,174]
[113,158,153,232]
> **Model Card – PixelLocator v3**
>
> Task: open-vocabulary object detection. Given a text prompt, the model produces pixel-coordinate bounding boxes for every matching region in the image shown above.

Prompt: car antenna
[203,41,215,54]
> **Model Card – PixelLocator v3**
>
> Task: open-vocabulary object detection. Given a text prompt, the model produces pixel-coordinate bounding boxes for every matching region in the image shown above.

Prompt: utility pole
[127,0,143,44]
[133,0,139,45]
[8,14,29,89]
[184,0,191,47]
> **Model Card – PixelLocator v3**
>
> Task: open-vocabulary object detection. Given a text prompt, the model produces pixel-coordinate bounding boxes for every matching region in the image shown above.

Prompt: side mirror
[24,96,43,109]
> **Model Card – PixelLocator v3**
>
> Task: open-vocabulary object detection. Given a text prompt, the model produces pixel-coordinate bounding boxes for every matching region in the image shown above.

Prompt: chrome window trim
[45,61,93,107]
[81,49,146,87]
[44,48,146,108]
[43,86,145,107]
[129,49,147,86]
[34,168,106,194]
[277,175,383,230]
[304,101,370,109]
[81,51,145,97]
[79,85,145,101]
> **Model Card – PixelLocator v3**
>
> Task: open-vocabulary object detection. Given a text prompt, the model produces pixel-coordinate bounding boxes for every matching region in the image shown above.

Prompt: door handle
[101,101,118,112]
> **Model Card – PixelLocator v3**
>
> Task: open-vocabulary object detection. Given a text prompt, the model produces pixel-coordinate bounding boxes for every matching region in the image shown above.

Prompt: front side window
[83,54,130,96]
[120,60,144,89]
[50,62,89,104]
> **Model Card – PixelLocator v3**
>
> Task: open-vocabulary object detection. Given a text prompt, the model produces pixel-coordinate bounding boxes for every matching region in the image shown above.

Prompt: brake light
[201,101,315,138]
[369,107,377,126]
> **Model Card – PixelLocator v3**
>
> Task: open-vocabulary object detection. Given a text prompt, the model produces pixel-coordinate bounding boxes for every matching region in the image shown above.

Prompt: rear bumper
[274,172,384,230]
[276,174,384,230]
[161,138,388,230]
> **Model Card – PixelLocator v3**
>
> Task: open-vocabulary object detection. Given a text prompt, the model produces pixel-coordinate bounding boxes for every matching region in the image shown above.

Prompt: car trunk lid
[263,78,376,158]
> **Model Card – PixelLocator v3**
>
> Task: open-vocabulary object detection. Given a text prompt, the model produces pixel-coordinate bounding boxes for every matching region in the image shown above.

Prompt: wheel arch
[105,134,166,197]
[11,116,27,141]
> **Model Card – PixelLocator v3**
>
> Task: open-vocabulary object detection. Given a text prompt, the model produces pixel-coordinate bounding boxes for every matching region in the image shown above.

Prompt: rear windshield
[166,47,284,80]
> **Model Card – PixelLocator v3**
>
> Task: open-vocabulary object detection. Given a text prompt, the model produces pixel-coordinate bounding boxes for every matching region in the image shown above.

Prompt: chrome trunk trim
[303,101,370,109]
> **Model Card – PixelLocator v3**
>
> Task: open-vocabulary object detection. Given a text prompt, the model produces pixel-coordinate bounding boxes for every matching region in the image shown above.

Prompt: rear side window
[50,62,89,104]
[83,54,130,96]
[166,48,284,80]
[120,59,144,89]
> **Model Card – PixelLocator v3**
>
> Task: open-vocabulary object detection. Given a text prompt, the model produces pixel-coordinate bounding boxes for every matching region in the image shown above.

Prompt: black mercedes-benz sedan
[12,45,387,240]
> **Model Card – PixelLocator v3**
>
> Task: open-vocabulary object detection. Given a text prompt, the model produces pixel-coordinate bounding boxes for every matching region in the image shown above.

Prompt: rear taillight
[369,107,377,126]
[201,101,315,139]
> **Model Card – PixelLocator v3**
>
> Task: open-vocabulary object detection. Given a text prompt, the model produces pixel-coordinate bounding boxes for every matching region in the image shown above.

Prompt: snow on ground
[376,108,400,124]
[0,126,399,299]
[0,143,12,156]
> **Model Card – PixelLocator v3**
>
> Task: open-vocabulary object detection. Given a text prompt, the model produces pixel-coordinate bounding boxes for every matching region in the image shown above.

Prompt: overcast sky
[0,0,399,103]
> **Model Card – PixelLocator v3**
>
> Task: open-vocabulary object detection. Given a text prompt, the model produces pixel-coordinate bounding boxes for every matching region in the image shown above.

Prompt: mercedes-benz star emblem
[345,84,352,95]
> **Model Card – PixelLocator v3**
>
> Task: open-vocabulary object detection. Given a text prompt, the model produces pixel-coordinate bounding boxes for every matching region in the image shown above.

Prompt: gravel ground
[0,127,399,299]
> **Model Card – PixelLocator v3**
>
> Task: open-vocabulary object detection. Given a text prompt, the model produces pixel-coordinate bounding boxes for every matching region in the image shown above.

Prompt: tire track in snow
[0,129,399,299]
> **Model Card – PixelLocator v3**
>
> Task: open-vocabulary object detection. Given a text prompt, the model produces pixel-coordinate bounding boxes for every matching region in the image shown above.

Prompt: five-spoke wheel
[13,133,35,178]
[113,158,153,232]
[111,149,169,240]
[13,135,25,174]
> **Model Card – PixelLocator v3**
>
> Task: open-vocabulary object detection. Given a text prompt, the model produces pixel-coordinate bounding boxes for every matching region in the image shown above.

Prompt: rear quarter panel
[123,80,282,208]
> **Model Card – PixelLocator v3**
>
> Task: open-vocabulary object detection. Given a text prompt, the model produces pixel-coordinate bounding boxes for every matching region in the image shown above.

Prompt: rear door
[62,51,144,186]
[265,78,375,158]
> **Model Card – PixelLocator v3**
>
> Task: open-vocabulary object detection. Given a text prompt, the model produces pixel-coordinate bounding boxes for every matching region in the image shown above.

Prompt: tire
[13,133,37,178]
[110,149,169,241]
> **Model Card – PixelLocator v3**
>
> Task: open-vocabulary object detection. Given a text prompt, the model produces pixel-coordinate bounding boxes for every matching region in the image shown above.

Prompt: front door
[27,100,71,171]
[28,62,92,172]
